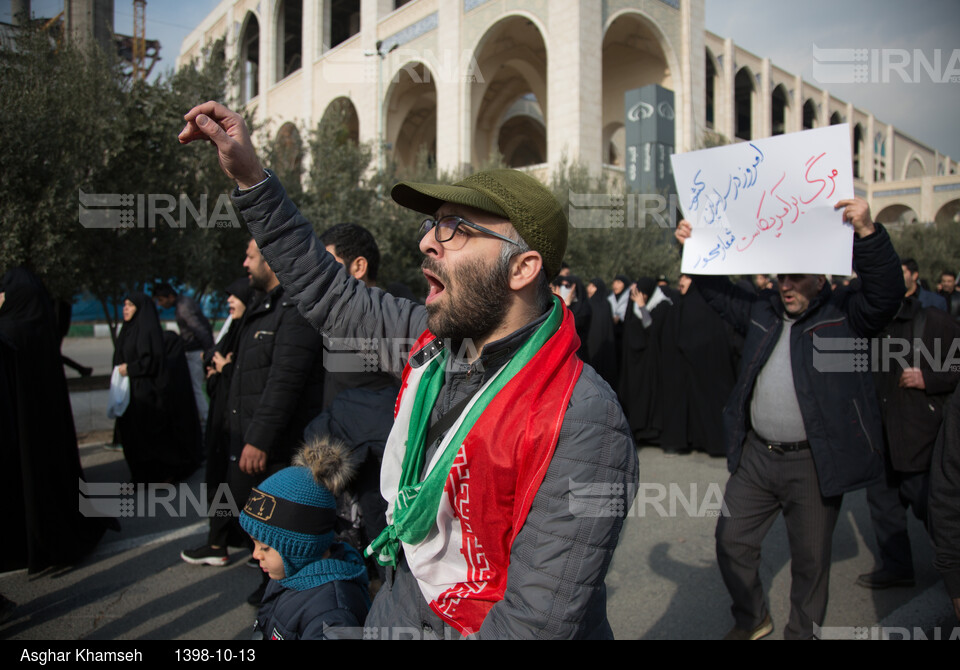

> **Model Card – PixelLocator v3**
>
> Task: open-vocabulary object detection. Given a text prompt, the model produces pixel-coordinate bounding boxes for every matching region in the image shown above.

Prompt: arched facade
[320,96,360,145]
[935,199,960,227]
[734,67,755,141]
[705,48,719,132]
[239,12,259,103]
[771,84,788,136]
[384,61,438,172]
[876,204,919,226]
[802,99,817,130]
[601,10,675,165]
[469,14,548,169]
[177,0,958,222]
[275,0,302,82]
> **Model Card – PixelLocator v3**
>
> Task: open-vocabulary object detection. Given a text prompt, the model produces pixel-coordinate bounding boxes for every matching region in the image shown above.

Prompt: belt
[762,439,810,454]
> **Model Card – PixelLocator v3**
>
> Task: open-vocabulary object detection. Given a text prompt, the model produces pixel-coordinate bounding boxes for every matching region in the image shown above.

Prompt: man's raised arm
[180,102,428,377]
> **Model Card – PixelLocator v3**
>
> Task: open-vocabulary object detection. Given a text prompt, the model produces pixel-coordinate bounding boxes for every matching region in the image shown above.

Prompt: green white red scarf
[366,298,582,635]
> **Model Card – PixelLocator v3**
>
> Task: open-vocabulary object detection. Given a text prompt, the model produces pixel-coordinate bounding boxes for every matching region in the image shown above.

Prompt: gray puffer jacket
[234,173,639,639]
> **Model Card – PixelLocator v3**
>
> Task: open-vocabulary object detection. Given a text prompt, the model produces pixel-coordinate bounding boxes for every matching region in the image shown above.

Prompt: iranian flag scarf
[366,298,582,636]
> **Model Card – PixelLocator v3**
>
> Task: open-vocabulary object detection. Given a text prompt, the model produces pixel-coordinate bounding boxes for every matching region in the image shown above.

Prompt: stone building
[178,0,959,226]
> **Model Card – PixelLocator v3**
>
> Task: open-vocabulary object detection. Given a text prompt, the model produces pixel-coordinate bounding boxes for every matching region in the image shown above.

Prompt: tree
[0,30,245,340]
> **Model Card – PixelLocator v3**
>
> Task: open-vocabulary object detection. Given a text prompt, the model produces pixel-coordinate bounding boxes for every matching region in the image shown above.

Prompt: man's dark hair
[941,270,956,280]
[320,223,380,282]
[153,282,177,298]
[901,258,919,275]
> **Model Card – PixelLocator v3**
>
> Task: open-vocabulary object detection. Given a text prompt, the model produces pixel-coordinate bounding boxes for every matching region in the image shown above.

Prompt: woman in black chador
[114,292,201,484]
[0,268,112,573]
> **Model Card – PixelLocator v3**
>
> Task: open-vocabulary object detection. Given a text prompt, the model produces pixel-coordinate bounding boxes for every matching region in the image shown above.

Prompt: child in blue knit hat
[240,437,370,640]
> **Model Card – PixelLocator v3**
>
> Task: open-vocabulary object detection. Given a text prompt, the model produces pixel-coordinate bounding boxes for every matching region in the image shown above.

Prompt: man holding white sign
[675,196,904,639]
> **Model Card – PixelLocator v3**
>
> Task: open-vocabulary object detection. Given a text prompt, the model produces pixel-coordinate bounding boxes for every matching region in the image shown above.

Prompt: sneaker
[855,569,915,590]
[181,544,228,566]
[723,614,773,640]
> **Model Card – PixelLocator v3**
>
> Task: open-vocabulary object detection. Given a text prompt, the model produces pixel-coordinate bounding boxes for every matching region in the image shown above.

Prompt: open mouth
[422,266,447,306]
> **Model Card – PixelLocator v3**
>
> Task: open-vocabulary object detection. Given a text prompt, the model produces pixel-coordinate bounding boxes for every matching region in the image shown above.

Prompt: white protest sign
[672,124,855,275]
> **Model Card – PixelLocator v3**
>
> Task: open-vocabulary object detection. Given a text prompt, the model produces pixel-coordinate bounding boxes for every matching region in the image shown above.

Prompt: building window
[240,14,260,103]
[277,1,303,81]
[328,0,360,50]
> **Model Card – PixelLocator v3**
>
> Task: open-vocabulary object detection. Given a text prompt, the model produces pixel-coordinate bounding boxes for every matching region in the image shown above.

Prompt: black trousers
[208,460,284,548]
[716,431,842,640]
[865,465,929,576]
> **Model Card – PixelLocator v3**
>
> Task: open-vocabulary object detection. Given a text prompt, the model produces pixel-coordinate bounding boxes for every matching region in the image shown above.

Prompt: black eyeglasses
[419,215,520,248]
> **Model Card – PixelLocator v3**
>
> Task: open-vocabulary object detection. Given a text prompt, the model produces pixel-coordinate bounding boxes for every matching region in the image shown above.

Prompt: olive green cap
[391,169,568,279]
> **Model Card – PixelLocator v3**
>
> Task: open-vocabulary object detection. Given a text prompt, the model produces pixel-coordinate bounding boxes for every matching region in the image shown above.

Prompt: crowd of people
[2,96,959,638]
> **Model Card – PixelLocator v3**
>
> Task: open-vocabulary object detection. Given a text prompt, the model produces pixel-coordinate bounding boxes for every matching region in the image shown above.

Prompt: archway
[734,67,755,141]
[602,11,674,163]
[875,204,919,226]
[239,13,260,103]
[771,84,788,136]
[320,96,360,144]
[275,0,302,81]
[470,15,548,168]
[384,61,438,173]
[935,199,960,227]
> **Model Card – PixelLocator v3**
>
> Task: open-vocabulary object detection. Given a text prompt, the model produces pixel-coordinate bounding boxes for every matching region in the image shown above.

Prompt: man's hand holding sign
[669,125,904,641]
[671,124,873,275]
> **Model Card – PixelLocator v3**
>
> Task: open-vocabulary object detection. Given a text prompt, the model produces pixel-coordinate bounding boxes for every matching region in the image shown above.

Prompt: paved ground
[0,337,955,641]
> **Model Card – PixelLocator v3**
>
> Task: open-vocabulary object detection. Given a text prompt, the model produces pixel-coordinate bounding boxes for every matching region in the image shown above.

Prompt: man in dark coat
[857,295,960,589]
[676,198,904,640]
[182,239,325,608]
[930,384,960,621]
[938,270,960,322]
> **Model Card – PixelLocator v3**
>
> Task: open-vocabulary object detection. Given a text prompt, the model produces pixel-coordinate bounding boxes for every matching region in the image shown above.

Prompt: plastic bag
[107,365,130,419]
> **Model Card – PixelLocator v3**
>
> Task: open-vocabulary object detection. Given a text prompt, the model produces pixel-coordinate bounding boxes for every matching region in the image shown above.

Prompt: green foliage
[0,30,245,334]
[552,156,681,283]
[888,220,960,284]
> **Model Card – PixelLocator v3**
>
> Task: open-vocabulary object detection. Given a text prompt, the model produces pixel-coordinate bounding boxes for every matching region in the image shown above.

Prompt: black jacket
[930,385,960,600]
[228,285,325,463]
[253,547,370,640]
[694,225,905,497]
[874,298,960,472]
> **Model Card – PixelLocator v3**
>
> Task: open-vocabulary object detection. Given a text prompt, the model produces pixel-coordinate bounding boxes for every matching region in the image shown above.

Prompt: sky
[5,0,959,158]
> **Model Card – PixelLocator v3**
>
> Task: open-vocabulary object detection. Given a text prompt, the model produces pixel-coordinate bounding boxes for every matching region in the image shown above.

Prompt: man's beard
[248,271,268,292]
[422,254,511,345]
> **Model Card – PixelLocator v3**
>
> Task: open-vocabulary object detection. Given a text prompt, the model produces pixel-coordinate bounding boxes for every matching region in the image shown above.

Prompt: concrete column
[820,88,830,128]
[225,6,239,107]
[886,124,895,183]
[680,0,705,153]
[259,0,275,123]
[759,58,771,138]
[792,74,803,134]
[436,0,464,173]
[358,0,379,149]
[866,113,875,185]
[546,0,602,173]
[921,176,934,222]
[722,38,735,141]
[302,0,317,126]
